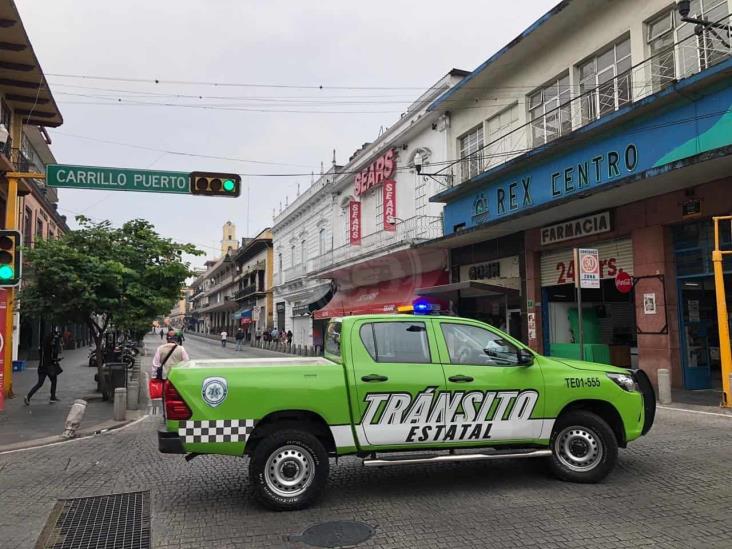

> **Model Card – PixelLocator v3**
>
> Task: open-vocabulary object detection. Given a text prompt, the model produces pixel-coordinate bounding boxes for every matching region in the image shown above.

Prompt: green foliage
[19,216,201,339]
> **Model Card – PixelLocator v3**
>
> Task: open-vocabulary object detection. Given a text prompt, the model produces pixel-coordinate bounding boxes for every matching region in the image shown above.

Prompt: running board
[362,449,552,467]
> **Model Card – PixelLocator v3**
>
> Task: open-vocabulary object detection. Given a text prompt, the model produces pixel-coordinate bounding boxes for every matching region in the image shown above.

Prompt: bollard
[127,379,139,411]
[114,388,127,421]
[62,399,88,439]
[657,369,672,405]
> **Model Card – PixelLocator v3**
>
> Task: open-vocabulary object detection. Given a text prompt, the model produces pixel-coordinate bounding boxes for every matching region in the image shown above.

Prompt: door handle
[449,375,474,383]
[361,374,389,382]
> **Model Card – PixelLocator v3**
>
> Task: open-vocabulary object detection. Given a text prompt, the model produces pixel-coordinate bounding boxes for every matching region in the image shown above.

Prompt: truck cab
[158,314,655,510]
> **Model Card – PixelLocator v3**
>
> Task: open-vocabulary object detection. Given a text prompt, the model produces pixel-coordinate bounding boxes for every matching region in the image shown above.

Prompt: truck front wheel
[549,410,618,483]
[249,429,329,511]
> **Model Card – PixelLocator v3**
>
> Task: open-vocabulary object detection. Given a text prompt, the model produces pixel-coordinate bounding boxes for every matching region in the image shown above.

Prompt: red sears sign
[355,148,396,196]
[349,200,361,246]
[383,180,396,232]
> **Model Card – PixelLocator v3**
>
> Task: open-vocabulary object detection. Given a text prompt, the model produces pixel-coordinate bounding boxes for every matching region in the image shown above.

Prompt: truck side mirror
[517,348,534,366]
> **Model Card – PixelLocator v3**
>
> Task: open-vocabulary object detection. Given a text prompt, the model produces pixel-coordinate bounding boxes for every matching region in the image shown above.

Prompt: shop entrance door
[507,309,522,341]
[678,276,730,390]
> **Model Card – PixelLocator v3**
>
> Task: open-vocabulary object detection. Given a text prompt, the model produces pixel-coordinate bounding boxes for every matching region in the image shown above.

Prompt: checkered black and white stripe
[178,419,256,444]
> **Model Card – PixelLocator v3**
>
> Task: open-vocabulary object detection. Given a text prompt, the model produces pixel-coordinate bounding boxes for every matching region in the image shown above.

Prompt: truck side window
[360,322,430,363]
[441,323,521,366]
[325,320,342,357]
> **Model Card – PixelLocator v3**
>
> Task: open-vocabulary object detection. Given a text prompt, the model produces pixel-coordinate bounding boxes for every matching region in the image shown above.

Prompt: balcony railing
[234,283,263,300]
[309,214,443,273]
[445,12,732,185]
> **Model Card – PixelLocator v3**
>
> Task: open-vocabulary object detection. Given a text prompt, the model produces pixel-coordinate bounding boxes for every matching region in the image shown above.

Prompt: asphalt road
[2,399,732,548]
[165,332,287,361]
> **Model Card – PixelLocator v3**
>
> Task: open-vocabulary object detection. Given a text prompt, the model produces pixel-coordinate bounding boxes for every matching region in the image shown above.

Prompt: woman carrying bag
[149,330,190,399]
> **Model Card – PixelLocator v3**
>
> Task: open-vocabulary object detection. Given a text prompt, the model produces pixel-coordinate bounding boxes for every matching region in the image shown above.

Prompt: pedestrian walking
[176,329,185,345]
[160,328,164,340]
[286,330,293,345]
[235,328,245,351]
[220,330,228,347]
[255,328,262,343]
[152,330,189,380]
[24,329,63,405]
[271,327,279,342]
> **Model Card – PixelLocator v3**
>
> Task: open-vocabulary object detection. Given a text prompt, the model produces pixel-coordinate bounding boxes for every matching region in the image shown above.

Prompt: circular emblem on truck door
[202,377,228,407]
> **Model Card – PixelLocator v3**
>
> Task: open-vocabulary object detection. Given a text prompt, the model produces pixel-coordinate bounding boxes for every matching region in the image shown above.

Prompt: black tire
[549,410,618,483]
[249,429,329,511]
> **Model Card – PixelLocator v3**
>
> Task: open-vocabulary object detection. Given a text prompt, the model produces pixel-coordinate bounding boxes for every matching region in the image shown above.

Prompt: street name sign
[46,164,190,194]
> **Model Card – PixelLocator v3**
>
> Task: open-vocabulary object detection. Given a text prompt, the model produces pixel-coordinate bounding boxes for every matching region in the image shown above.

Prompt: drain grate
[291,521,374,548]
[36,491,150,549]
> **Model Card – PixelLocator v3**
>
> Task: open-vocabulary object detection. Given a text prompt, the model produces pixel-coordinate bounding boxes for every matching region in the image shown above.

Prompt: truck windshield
[325,319,342,358]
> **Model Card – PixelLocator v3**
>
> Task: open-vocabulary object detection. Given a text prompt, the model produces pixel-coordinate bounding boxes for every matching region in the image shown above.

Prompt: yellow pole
[1,172,44,398]
[712,216,732,408]
[3,176,17,398]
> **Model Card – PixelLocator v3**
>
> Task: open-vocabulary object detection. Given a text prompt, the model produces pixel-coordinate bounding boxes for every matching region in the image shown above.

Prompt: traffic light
[189,172,241,198]
[0,230,21,287]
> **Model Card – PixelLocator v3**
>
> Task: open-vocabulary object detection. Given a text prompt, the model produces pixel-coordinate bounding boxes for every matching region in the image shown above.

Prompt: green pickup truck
[158,314,655,510]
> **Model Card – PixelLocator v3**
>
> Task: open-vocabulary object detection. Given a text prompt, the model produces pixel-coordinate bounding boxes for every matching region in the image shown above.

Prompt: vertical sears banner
[349,200,361,245]
[383,179,396,232]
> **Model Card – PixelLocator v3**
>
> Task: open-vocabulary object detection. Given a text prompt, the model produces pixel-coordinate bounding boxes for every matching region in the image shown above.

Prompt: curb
[0,410,147,454]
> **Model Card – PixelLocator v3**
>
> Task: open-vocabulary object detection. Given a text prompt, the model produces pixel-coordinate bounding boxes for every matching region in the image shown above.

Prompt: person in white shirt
[220,331,228,347]
[152,330,190,380]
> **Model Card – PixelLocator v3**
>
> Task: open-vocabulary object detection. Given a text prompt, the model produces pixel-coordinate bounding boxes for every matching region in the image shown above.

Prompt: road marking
[657,405,732,418]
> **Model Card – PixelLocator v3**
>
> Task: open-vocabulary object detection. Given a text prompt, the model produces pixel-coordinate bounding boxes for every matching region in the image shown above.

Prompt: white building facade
[272,69,469,348]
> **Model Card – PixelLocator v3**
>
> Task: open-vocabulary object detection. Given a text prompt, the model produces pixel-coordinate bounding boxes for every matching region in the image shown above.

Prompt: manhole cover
[292,520,374,548]
[36,491,151,549]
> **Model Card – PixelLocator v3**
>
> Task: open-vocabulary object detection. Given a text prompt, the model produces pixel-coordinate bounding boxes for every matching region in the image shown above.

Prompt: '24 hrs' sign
[556,257,619,285]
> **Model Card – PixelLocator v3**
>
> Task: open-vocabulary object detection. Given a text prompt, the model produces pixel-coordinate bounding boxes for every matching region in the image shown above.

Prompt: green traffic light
[0,265,14,280]
[223,179,235,192]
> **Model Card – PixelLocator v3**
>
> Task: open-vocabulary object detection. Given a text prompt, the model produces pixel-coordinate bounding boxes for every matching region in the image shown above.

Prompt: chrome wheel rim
[265,444,315,498]
[554,426,603,472]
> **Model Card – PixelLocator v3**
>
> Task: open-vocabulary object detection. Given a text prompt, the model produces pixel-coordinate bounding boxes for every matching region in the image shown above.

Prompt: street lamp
[413,151,453,187]
[676,0,731,44]
[677,0,690,17]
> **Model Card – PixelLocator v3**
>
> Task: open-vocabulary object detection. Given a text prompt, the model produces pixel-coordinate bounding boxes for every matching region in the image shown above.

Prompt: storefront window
[544,280,637,367]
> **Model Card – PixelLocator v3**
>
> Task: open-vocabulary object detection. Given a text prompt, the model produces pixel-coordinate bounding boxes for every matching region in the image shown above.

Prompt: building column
[632,225,681,388]
[524,249,543,353]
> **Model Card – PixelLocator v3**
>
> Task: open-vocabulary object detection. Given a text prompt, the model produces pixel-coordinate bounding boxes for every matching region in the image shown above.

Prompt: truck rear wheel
[249,429,329,511]
[549,410,618,483]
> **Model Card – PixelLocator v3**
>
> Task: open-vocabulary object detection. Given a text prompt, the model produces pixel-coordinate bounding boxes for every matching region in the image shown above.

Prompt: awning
[233,308,253,320]
[292,284,335,317]
[416,281,520,301]
[314,269,448,320]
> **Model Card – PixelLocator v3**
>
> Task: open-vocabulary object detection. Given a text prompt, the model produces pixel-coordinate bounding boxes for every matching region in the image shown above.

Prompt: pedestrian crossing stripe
[178,419,256,443]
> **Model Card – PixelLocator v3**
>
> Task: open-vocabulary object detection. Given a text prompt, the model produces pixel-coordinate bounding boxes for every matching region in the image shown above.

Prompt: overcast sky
[16,0,558,268]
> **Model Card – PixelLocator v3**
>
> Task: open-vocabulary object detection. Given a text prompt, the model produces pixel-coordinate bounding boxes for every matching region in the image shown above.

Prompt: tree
[19,217,201,376]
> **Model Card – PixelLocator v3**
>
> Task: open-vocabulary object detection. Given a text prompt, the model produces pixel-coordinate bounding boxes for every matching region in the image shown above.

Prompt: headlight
[606,373,637,392]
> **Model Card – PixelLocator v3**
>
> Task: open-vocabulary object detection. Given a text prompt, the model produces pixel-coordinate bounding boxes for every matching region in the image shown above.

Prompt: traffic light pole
[2,171,44,398]
[713,216,732,408]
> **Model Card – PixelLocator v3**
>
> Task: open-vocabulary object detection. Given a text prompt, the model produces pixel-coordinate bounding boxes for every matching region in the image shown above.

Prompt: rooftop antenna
[320,161,324,175]
[279,201,282,213]
[296,183,300,196]
[272,208,275,220]
[311,171,315,184]
[285,195,289,208]
[332,149,337,166]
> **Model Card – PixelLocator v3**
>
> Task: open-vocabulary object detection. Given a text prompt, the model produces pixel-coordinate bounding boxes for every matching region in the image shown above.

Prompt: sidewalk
[0,345,129,450]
